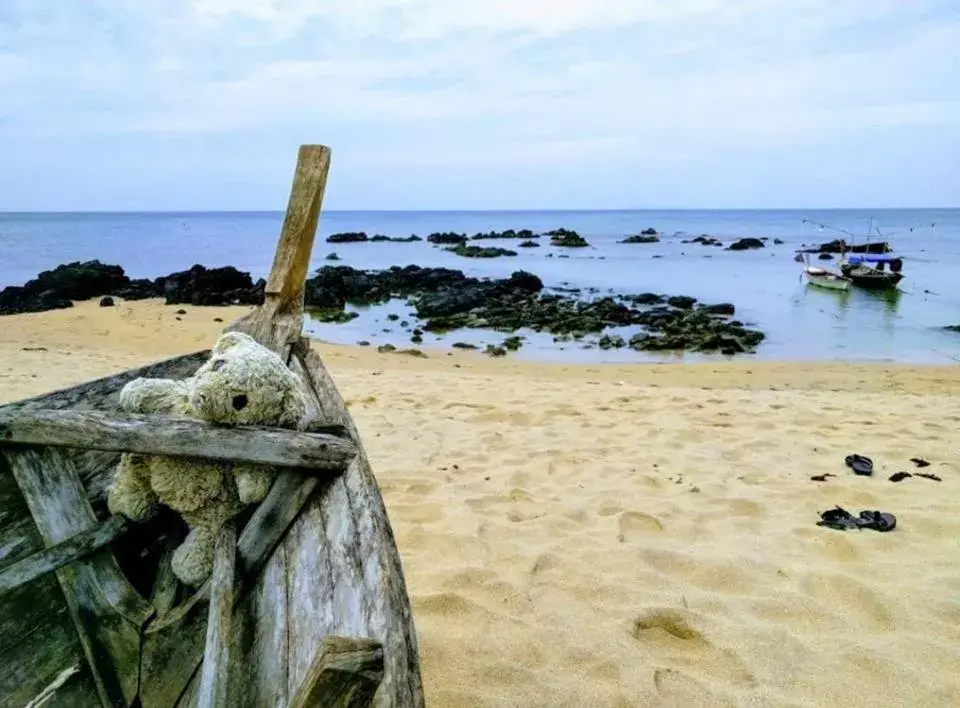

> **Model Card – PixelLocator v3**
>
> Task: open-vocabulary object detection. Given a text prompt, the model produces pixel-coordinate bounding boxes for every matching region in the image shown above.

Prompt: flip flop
[816,506,897,532]
[910,457,931,468]
[845,454,874,476]
[889,471,912,482]
[857,510,897,532]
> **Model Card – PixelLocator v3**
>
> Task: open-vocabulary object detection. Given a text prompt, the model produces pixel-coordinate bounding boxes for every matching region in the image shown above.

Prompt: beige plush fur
[107,331,312,586]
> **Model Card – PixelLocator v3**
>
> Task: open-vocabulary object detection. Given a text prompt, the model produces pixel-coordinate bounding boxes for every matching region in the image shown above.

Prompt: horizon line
[1,206,957,216]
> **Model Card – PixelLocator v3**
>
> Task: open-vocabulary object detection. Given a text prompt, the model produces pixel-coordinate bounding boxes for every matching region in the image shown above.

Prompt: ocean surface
[2,209,959,364]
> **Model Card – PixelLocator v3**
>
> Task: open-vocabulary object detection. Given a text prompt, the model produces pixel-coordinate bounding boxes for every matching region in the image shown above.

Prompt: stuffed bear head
[187,331,310,429]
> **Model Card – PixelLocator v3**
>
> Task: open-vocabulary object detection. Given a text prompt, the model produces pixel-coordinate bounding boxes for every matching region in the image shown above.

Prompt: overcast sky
[0,1,957,211]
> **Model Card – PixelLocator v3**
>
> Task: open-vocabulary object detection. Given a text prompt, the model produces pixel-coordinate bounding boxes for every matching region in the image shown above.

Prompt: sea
[1,209,959,364]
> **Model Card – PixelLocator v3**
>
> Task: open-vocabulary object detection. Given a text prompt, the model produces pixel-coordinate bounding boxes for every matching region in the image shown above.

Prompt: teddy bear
[107,331,313,587]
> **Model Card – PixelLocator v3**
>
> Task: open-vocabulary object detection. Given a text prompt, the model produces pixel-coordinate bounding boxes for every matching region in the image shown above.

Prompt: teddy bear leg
[234,464,275,505]
[171,524,219,587]
[107,453,159,522]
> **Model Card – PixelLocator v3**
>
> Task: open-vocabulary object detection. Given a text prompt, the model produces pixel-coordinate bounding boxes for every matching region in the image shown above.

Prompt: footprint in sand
[632,608,704,642]
[653,668,736,707]
[617,511,665,542]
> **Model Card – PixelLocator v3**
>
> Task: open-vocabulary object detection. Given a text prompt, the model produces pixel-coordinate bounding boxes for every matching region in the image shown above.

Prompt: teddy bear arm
[233,464,276,505]
[107,453,159,522]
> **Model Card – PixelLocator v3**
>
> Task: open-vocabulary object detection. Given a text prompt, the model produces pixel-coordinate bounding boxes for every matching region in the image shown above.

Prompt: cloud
[0,0,957,209]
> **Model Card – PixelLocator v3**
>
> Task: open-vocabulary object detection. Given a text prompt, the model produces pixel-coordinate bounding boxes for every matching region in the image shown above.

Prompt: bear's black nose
[232,394,248,411]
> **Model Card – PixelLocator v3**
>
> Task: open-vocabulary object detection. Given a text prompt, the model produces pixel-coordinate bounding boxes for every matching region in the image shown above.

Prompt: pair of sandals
[817,506,896,532]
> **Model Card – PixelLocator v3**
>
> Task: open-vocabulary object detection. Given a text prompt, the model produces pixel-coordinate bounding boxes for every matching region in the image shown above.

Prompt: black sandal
[845,454,874,476]
[817,506,897,532]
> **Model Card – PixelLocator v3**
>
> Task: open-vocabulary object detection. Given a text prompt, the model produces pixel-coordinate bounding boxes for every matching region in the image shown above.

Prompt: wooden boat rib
[0,145,425,707]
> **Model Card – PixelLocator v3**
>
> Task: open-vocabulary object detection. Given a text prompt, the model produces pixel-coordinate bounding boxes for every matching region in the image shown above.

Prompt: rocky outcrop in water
[727,237,766,251]
[446,243,518,258]
[547,229,590,247]
[160,265,265,306]
[620,234,660,244]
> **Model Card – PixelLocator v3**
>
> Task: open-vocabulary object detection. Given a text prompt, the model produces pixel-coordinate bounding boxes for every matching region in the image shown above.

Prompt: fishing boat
[839,253,905,291]
[798,252,852,291]
[0,145,424,707]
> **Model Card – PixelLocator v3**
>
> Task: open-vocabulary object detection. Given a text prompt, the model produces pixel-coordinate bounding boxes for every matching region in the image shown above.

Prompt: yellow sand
[2,299,959,707]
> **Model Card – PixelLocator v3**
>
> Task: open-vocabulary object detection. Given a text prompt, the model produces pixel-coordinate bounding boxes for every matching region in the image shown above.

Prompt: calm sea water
[1,209,959,364]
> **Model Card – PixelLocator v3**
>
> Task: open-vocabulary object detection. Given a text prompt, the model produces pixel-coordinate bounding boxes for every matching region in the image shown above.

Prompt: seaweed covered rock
[0,260,130,314]
[446,243,518,258]
[547,228,590,248]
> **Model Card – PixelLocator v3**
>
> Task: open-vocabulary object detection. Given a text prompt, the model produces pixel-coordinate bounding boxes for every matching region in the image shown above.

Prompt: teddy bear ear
[212,331,257,355]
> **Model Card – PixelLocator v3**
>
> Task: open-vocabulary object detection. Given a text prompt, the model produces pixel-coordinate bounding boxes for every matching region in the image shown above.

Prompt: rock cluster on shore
[0,260,265,315]
[0,259,766,356]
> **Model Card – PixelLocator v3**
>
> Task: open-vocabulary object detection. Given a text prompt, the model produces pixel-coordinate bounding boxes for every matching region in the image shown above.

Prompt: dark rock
[470,229,536,240]
[427,232,468,245]
[640,227,658,235]
[326,252,340,261]
[683,235,722,247]
[161,265,264,306]
[943,325,960,333]
[452,342,478,349]
[620,234,660,244]
[484,345,507,357]
[115,278,161,301]
[667,295,697,310]
[377,344,397,353]
[547,228,590,248]
[99,296,115,307]
[598,334,626,349]
[326,232,369,243]
[698,303,735,316]
[386,313,400,321]
[518,240,541,248]
[727,238,765,251]
[446,243,518,258]
[773,238,785,245]
[308,308,359,324]
[357,340,371,346]
[175,309,187,315]
[622,293,665,306]
[502,335,523,351]
[0,260,132,314]
[370,234,422,243]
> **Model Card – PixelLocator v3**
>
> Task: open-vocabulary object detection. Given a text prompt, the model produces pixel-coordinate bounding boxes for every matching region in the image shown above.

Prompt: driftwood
[0,408,357,471]
[0,143,423,707]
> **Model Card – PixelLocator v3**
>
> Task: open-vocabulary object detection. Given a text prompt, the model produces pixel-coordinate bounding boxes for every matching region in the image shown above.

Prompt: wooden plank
[289,637,384,708]
[140,471,324,707]
[4,445,154,707]
[197,520,237,708]
[0,515,128,594]
[0,408,357,471]
[288,340,425,708]
[227,144,331,356]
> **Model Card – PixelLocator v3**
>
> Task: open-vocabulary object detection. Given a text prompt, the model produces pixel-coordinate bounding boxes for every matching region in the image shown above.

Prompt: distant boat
[839,253,905,291]
[798,252,851,291]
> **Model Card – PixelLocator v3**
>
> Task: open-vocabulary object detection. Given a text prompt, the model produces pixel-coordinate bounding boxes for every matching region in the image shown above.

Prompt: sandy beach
[2,299,959,707]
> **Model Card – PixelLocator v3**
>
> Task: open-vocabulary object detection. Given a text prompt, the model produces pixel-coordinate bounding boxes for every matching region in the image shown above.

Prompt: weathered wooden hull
[0,345,424,707]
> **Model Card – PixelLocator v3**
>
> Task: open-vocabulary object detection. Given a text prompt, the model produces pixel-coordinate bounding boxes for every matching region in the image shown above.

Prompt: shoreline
[2,298,959,403]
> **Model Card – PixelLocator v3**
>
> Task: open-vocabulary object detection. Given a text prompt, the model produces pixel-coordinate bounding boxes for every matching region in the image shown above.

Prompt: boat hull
[803,267,851,291]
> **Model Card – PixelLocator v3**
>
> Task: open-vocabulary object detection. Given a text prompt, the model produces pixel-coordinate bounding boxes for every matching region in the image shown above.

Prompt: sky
[0,1,958,211]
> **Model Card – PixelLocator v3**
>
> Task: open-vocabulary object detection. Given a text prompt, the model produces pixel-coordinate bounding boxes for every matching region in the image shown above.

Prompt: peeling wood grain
[4,446,153,707]
[288,340,424,708]
[289,636,384,708]
[197,520,236,708]
[0,515,128,594]
[0,409,357,471]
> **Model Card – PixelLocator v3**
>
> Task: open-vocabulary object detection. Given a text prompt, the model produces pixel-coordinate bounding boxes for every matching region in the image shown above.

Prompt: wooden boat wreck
[0,145,424,707]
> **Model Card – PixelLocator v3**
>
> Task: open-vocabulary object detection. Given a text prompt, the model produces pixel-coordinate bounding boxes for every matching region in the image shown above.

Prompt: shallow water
[1,209,958,363]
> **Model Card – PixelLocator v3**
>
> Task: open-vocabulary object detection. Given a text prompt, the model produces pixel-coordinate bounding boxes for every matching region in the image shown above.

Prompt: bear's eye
[232,394,248,411]
[211,359,226,371]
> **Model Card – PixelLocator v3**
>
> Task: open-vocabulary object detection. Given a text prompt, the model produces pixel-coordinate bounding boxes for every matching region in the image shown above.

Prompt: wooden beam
[197,520,237,708]
[0,515,128,594]
[289,637,384,708]
[4,446,153,707]
[0,408,356,471]
[227,144,331,356]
